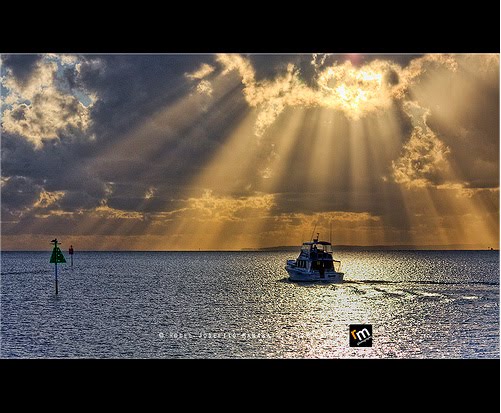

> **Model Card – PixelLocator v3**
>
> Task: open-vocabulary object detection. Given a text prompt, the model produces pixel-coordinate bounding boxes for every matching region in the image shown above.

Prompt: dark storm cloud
[271,185,410,224]
[2,54,42,84]
[103,182,186,213]
[247,54,346,86]
[74,54,249,198]
[2,54,249,225]
[356,54,423,67]
[81,54,215,146]
[2,53,498,248]
[1,132,107,201]
[57,191,102,211]
[245,54,423,86]
[247,54,316,83]
[62,67,78,90]
[89,79,248,190]
[107,195,185,213]
[9,104,28,120]
[1,176,42,234]
[2,55,245,208]
[427,79,499,189]
[1,176,41,210]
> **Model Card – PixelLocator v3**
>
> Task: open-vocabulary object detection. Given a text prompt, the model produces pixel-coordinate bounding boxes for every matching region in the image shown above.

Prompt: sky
[0,53,499,250]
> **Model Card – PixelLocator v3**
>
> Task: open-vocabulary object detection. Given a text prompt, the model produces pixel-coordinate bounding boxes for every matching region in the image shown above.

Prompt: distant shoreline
[243,245,500,252]
[1,246,498,252]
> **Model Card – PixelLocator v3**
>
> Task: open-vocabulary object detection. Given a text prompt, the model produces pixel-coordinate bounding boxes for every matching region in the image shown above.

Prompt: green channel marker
[50,238,66,294]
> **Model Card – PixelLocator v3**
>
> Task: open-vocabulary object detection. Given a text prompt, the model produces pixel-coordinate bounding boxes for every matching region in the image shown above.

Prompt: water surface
[1,250,498,358]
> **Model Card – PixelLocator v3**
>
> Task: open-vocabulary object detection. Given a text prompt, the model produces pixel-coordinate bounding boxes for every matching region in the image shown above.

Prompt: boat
[285,234,344,282]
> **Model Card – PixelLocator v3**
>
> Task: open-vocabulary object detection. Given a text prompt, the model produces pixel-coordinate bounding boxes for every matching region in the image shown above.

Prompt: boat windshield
[301,243,334,254]
[313,244,333,253]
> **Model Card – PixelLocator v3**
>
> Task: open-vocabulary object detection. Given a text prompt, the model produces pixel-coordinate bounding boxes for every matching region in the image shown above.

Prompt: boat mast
[310,224,317,241]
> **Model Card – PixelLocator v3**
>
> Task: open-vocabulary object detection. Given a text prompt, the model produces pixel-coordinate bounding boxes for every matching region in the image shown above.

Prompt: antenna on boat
[329,221,332,244]
[310,224,317,241]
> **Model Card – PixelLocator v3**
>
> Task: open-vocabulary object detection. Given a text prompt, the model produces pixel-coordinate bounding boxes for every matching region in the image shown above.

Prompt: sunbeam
[1,54,497,250]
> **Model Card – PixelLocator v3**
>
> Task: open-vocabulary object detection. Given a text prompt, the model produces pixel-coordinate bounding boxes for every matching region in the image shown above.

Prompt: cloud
[33,189,65,208]
[196,79,213,96]
[79,54,211,145]
[144,187,156,199]
[1,54,497,249]
[93,203,143,220]
[311,53,331,71]
[214,53,484,193]
[391,125,450,188]
[1,129,108,196]
[392,54,499,190]
[1,54,95,148]
[1,176,42,213]
[185,189,275,222]
[216,53,459,137]
[391,53,458,99]
[185,62,215,97]
[1,54,42,85]
[291,211,380,223]
[1,55,236,216]
[185,63,215,80]
[415,54,499,190]
[391,101,451,188]
[57,190,103,211]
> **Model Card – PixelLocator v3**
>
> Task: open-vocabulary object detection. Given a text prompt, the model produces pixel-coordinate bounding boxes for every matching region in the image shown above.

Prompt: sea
[1,250,499,358]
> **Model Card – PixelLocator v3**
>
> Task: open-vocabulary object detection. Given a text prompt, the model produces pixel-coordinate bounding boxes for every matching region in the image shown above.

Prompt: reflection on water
[1,250,499,358]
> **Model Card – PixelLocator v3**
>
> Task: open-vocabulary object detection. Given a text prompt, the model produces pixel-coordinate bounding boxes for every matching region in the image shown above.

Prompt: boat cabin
[285,236,344,282]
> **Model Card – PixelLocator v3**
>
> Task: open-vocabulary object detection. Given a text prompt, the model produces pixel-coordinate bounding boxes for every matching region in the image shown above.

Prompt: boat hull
[285,265,344,283]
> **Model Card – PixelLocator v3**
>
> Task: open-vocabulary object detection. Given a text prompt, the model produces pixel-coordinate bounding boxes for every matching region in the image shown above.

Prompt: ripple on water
[1,250,499,358]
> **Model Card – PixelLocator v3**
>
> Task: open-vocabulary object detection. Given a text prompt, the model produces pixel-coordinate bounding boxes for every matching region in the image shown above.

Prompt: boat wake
[278,277,497,302]
[278,278,498,287]
[344,280,499,286]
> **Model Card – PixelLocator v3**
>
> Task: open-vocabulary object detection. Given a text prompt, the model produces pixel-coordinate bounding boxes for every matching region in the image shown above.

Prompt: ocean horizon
[2,246,499,252]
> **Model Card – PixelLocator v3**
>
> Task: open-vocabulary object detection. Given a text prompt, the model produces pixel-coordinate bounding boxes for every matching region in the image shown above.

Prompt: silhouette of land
[242,245,499,251]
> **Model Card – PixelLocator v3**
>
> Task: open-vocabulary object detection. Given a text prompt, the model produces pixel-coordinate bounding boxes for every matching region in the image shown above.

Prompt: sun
[317,61,391,119]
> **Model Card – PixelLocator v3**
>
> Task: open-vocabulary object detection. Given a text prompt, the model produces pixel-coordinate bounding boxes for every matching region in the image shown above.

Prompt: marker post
[50,238,66,295]
[69,245,74,267]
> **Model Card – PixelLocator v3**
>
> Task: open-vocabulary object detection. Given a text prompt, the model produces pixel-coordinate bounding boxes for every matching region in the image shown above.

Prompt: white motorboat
[285,235,344,282]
